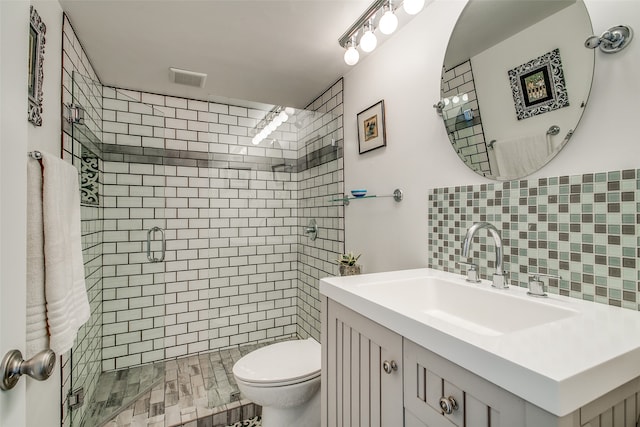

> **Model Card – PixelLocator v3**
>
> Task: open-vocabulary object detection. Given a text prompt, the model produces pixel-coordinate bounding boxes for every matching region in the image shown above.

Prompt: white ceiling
[60,0,372,109]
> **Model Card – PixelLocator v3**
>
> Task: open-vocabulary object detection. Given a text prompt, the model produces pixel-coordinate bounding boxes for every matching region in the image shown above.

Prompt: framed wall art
[508,48,568,121]
[357,100,386,154]
[28,5,46,126]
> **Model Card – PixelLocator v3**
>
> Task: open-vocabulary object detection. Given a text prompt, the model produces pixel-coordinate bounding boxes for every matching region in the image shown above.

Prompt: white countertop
[320,268,640,417]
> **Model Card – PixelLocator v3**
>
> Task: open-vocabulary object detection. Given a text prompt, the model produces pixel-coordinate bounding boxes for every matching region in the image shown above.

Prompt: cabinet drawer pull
[382,360,398,374]
[439,396,459,414]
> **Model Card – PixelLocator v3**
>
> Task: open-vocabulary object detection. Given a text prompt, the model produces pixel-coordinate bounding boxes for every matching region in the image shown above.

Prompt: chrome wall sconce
[585,25,633,53]
[339,0,426,66]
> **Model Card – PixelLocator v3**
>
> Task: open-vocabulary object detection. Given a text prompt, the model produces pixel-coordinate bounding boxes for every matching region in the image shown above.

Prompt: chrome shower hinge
[65,103,85,125]
[68,387,85,410]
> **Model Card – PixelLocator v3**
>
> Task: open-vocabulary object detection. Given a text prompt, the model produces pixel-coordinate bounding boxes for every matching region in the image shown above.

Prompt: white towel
[26,159,49,358]
[41,152,90,355]
[493,134,550,179]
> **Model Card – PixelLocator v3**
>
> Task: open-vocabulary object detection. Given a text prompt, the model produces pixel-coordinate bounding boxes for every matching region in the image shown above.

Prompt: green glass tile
[622,203,635,214]
[549,241,558,250]
[595,265,608,276]
[548,177,558,185]
[583,264,594,274]
[595,275,608,285]
[581,204,593,213]
[548,213,557,222]
[608,224,621,234]
[594,213,607,222]
[609,289,622,299]
[595,173,607,183]
[571,271,581,281]
[608,257,621,267]
[623,247,635,257]
[583,294,594,302]
[621,180,635,191]
[608,192,621,203]
[608,171,621,181]
[623,269,636,280]
[560,252,569,261]
[582,234,594,244]
[582,183,594,193]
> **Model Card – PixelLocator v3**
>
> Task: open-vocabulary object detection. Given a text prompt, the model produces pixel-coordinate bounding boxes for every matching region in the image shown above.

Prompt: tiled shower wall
[100,82,343,369]
[428,169,640,310]
[296,79,345,341]
[101,88,303,369]
[62,15,104,427]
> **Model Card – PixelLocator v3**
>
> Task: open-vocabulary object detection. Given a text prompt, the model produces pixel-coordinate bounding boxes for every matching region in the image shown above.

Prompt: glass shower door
[69,72,168,427]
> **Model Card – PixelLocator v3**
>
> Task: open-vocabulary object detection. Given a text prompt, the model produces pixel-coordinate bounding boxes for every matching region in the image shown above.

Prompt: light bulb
[443,98,450,106]
[379,10,398,35]
[278,111,289,122]
[360,29,377,53]
[462,93,469,102]
[452,96,460,104]
[252,136,260,145]
[344,45,360,65]
[284,107,295,115]
[403,0,425,15]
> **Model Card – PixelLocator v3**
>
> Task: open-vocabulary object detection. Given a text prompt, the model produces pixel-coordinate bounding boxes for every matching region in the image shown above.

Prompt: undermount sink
[355,276,578,336]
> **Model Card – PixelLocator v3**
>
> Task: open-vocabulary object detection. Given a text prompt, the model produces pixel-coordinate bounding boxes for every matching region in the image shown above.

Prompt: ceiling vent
[169,67,207,88]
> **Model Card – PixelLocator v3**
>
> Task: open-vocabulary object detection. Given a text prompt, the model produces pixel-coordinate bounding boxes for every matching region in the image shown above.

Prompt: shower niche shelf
[330,188,403,206]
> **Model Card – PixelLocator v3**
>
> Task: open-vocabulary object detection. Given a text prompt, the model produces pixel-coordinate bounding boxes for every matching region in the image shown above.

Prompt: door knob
[439,396,459,414]
[0,349,56,391]
[382,360,398,374]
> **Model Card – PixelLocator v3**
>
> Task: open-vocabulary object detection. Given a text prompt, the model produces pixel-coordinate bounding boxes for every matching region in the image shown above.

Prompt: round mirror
[439,0,594,180]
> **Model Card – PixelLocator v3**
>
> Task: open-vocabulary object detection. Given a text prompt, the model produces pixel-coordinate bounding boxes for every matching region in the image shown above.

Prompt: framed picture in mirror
[28,5,46,127]
[357,100,386,154]
[508,48,569,120]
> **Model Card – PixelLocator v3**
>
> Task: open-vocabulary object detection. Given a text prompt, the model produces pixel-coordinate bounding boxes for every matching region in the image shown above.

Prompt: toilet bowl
[232,338,321,427]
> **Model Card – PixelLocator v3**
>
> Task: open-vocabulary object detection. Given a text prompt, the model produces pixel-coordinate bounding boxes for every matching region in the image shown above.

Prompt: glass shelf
[330,189,403,205]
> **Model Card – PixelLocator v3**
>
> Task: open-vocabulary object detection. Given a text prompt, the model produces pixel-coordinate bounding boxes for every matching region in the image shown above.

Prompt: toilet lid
[233,338,321,386]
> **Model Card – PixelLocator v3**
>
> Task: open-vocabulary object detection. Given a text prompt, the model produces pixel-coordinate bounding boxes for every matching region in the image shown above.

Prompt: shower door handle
[146,226,166,262]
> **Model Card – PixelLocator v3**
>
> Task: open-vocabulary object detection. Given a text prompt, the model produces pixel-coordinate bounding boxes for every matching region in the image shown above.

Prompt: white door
[0,0,30,426]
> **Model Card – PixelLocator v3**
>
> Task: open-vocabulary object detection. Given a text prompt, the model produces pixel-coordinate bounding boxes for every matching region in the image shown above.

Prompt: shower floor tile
[86,340,283,427]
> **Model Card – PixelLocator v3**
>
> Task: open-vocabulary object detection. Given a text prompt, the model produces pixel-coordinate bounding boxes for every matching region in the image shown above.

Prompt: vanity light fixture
[360,19,378,52]
[379,1,399,35]
[403,0,425,15]
[344,36,360,65]
[339,0,428,65]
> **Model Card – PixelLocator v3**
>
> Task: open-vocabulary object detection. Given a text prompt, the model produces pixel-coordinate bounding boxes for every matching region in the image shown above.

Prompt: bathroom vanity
[320,269,640,427]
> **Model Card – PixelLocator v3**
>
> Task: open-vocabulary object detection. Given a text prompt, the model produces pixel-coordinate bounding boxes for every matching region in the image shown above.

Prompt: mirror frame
[439,0,594,181]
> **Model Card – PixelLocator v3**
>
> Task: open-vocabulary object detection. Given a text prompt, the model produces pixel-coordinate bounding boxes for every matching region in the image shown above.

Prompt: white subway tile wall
[99,79,344,369]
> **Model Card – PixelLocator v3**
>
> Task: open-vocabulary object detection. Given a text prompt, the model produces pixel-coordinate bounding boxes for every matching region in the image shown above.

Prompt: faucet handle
[457,261,480,283]
[527,272,561,297]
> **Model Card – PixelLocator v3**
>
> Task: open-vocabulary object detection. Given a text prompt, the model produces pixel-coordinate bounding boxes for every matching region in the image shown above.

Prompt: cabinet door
[404,338,525,427]
[323,299,403,427]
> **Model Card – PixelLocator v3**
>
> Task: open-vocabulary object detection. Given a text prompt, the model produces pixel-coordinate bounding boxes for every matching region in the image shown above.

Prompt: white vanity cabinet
[321,298,403,427]
[404,338,525,426]
[322,296,640,427]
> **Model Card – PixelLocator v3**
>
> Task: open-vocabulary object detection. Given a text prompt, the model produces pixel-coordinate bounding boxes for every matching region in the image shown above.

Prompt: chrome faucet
[461,222,508,289]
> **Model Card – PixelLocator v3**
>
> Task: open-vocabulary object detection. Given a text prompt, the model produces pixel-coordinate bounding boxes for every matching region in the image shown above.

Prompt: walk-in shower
[64,71,345,426]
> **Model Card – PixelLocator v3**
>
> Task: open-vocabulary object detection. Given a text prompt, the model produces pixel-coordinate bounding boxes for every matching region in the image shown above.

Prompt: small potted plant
[337,252,362,276]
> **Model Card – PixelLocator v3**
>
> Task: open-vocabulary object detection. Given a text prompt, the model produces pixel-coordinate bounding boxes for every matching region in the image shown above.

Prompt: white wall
[28,1,64,426]
[343,0,640,274]
[0,0,29,426]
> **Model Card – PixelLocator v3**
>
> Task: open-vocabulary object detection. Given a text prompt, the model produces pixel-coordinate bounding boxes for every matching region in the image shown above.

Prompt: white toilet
[232,338,321,427]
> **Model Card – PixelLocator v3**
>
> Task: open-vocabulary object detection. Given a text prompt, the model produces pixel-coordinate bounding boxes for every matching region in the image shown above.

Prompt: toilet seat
[233,338,321,387]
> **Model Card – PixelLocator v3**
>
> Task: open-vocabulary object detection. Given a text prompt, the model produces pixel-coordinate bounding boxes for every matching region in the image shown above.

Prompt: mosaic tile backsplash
[428,169,639,310]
